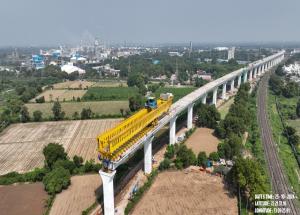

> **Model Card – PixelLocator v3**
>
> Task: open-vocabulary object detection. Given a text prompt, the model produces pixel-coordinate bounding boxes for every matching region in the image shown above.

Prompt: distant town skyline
[0,0,299,46]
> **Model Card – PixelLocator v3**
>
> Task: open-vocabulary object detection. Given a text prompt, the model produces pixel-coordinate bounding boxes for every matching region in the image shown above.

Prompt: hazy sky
[0,0,299,46]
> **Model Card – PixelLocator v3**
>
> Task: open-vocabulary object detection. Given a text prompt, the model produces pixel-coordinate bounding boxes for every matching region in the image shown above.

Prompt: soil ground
[0,119,121,175]
[185,128,220,155]
[31,89,87,102]
[26,101,129,118]
[0,182,48,215]
[131,170,238,215]
[50,174,101,215]
[53,81,95,89]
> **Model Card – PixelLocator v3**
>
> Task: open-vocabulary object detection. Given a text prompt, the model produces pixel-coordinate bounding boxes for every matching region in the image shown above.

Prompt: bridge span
[99,50,285,215]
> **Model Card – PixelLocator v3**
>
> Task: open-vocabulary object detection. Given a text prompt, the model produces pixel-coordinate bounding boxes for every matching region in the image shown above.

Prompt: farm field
[0,119,121,175]
[185,128,220,155]
[83,86,196,102]
[53,80,95,89]
[0,182,48,215]
[26,101,129,118]
[131,170,237,215]
[91,80,128,87]
[50,174,101,215]
[31,89,87,102]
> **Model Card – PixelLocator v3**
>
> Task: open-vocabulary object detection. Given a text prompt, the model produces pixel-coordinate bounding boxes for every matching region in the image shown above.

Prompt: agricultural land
[0,119,121,175]
[0,182,48,215]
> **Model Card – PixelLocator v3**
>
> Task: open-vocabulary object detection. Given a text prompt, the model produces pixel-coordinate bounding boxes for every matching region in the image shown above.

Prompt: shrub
[197,151,208,167]
[53,159,76,174]
[159,158,171,170]
[73,155,84,168]
[43,167,71,194]
[33,110,43,121]
[209,152,220,161]
[164,145,175,159]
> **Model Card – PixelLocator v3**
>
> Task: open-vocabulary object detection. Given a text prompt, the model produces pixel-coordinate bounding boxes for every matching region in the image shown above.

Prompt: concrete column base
[99,170,116,215]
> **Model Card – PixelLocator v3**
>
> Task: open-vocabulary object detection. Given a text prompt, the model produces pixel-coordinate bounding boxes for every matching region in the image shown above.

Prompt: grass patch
[218,97,235,119]
[267,92,300,200]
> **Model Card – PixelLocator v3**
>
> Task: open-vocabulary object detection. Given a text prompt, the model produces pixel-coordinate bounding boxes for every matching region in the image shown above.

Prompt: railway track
[257,71,299,214]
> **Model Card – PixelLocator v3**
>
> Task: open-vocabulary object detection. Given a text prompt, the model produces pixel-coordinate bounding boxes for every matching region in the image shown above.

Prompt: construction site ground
[185,127,220,155]
[131,169,238,215]
[0,182,48,215]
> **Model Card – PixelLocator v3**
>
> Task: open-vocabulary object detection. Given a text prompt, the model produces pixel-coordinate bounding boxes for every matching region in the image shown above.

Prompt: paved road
[257,71,299,214]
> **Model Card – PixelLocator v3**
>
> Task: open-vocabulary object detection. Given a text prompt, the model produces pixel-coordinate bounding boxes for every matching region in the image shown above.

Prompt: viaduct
[99,50,285,215]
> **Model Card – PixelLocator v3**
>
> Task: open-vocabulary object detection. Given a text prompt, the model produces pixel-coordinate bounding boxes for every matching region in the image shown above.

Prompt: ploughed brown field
[50,174,101,215]
[131,170,238,215]
[0,119,121,175]
[0,182,48,215]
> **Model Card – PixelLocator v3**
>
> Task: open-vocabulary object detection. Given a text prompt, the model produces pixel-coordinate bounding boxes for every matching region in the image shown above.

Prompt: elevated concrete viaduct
[99,50,285,215]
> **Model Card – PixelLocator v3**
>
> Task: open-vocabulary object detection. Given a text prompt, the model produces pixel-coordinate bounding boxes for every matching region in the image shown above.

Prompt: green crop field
[82,86,196,102]
[26,101,129,118]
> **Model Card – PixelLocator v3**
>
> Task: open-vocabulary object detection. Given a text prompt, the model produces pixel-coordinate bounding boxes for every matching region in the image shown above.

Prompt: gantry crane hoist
[97,93,173,169]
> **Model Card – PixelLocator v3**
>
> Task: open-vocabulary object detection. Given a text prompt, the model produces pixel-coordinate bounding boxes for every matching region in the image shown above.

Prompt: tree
[175,144,197,168]
[228,158,268,204]
[217,142,232,159]
[296,99,300,118]
[53,159,76,174]
[52,101,65,120]
[43,166,71,194]
[284,126,296,137]
[20,106,30,123]
[283,81,299,98]
[209,152,220,161]
[35,96,45,103]
[72,112,79,120]
[196,104,220,129]
[197,151,208,168]
[33,110,43,122]
[194,77,208,87]
[129,94,143,112]
[43,143,67,169]
[81,108,93,119]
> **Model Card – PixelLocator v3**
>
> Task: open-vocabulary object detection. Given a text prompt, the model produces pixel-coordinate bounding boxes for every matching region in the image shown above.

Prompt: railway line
[257,71,299,214]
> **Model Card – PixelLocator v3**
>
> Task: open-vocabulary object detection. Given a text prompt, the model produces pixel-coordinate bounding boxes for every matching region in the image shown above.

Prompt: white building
[228,47,235,60]
[61,63,85,74]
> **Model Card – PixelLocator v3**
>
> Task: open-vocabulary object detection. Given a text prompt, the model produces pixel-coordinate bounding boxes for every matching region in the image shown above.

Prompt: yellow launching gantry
[97,93,173,169]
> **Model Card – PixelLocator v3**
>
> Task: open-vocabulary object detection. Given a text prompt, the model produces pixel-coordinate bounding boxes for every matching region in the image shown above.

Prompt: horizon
[1,0,300,46]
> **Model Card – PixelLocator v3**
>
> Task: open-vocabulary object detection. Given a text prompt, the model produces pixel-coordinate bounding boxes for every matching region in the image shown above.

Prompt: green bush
[197,151,208,167]
[209,152,220,161]
[159,158,171,170]
[43,167,71,194]
[164,145,175,159]
[53,159,76,174]
[43,143,67,169]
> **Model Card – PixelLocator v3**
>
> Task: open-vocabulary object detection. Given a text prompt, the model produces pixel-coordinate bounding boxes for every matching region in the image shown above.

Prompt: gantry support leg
[144,137,153,174]
[187,103,194,130]
[99,170,116,215]
[169,116,177,145]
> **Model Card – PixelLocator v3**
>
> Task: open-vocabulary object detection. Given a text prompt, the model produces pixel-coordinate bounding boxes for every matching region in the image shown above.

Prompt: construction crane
[97,93,173,169]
